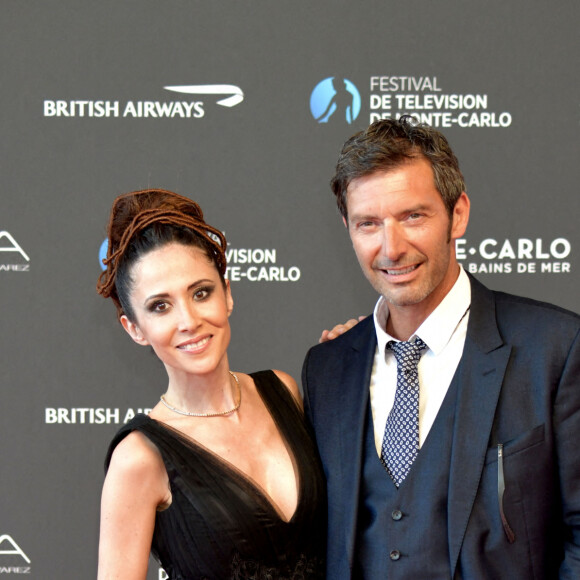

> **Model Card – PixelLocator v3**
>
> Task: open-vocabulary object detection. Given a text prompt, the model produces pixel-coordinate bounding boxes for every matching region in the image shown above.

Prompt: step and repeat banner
[1,1,579,577]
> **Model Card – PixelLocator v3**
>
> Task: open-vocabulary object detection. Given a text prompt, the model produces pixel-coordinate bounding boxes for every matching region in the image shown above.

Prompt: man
[302,116,580,578]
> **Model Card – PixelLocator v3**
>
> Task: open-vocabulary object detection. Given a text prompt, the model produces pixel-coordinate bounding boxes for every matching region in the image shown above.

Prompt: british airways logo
[44,84,244,118]
[164,84,244,107]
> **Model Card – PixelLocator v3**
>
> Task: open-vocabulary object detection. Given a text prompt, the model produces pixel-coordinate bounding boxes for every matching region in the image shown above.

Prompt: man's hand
[319,316,367,343]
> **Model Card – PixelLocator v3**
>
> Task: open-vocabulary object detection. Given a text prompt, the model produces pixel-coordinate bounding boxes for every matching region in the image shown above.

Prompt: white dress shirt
[370,266,471,455]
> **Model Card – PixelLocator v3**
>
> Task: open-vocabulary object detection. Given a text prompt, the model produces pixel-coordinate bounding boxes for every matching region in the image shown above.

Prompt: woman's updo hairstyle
[97,189,227,321]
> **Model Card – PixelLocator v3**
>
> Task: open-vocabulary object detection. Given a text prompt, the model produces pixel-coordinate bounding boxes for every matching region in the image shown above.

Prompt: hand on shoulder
[319,315,367,343]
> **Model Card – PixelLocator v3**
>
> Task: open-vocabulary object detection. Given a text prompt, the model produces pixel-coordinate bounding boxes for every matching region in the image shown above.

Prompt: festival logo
[310,74,513,128]
[456,237,572,275]
[310,78,361,124]
[367,75,512,127]
[99,238,301,283]
[98,239,108,271]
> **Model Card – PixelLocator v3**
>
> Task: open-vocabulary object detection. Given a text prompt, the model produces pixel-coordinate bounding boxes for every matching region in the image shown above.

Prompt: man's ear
[120,315,149,346]
[342,216,348,229]
[450,192,470,240]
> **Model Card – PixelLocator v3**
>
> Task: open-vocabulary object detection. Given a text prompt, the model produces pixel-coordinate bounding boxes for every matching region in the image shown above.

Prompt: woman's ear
[120,315,150,346]
[225,279,234,317]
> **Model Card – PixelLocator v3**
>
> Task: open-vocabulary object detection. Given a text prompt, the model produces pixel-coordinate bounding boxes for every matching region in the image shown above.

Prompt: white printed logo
[368,74,512,128]
[456,237,572,275]
[164,85,244,107]
[0,535,31,564]
[44,84,245,118]
[0,232,30,261]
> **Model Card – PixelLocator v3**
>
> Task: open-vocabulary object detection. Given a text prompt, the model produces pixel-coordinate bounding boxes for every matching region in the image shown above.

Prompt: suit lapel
[336,319,377,569]
[447,275,511,573]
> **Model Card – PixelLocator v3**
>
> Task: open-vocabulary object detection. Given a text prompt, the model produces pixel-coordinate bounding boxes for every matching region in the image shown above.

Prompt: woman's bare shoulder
[109,429,162,470]
[106,428,169,505]
[271,369,303,410]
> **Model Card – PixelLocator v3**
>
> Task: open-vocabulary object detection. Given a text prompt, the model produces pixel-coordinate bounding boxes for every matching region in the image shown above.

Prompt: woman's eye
[151,301,169,312]
[194,288,210,301]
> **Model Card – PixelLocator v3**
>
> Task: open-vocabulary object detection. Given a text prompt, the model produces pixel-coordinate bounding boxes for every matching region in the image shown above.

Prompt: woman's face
[120,243,233,382]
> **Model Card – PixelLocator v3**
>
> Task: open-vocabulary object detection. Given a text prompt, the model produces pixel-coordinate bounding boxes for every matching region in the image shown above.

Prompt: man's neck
[385,306,429,341]
[384,265,462,341]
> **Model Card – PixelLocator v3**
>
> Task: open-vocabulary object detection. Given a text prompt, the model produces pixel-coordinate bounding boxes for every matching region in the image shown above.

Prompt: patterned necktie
[381,337,428,487]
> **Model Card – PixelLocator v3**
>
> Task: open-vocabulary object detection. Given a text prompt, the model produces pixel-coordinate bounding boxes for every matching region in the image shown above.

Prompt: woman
[96,189,327,579]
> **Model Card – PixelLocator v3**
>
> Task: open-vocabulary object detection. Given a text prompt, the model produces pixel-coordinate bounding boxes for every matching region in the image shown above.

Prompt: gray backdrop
[1,1,578,577]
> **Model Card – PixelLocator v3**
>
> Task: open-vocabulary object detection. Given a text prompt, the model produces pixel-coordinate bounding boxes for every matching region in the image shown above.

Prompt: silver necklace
[159,371,241,417]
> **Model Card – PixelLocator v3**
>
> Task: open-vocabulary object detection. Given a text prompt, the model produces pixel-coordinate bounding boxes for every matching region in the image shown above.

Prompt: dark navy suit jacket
[302,275,580,579]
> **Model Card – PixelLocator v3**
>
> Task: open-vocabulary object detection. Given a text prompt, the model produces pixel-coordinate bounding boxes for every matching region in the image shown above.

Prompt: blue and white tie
[381,337,427,487]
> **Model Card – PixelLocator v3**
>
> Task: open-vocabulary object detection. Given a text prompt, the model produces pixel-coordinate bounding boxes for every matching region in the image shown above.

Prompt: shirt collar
[373,266,471,355]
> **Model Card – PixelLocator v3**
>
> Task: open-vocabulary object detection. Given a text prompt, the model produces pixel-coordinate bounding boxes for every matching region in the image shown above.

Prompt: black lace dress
[105,370,327,579]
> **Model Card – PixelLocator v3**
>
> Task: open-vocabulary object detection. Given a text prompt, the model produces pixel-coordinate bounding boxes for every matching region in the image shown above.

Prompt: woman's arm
[97,431,170,580]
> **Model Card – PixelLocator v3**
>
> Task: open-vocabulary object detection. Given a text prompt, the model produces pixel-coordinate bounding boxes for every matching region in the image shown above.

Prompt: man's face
[345,158,469,318]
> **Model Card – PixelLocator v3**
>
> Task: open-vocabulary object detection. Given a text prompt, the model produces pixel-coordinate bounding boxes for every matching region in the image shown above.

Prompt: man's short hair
[331,116,466,219]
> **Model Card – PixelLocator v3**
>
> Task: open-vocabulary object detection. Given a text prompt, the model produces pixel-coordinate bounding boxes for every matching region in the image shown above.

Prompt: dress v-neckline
[142,373,302,524]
